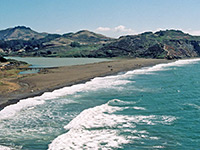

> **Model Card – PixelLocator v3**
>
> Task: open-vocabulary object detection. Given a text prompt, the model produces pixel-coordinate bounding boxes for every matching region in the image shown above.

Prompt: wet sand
[0,58,171,109]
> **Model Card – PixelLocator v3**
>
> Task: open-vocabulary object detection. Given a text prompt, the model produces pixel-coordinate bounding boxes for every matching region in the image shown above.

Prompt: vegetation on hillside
[0,26,114,57]
[90,30,200,59]
[1,26,200,59]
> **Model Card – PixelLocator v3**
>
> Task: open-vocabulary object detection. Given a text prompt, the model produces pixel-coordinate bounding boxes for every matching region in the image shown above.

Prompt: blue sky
[1,0,200,37]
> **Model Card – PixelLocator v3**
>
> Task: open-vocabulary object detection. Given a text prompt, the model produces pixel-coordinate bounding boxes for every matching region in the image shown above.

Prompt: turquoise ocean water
[0,59,200,150]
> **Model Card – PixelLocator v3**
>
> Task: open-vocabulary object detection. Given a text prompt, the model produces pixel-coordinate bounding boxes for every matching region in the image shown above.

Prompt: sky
[1,0,200,37]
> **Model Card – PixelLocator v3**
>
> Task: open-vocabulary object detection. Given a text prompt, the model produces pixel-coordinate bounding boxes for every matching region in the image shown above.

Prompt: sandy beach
[0,58,171,109]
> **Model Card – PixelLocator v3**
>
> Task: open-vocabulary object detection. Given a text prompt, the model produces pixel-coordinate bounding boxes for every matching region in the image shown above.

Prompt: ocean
[0,59,200,150]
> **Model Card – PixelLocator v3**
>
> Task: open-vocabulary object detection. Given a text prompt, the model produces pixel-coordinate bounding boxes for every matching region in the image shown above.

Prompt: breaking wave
[48,99,176,150]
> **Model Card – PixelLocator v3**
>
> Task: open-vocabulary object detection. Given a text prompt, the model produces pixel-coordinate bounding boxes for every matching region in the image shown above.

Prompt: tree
[47,50,52,55]
[70,41,81,47]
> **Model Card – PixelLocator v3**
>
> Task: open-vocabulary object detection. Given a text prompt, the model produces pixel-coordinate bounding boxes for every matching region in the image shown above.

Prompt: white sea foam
[184,103,200,109]
[0,98,45,120]
[48,99,176,150]
[0,76,130,120]
[0,145,11,150]
[1,58,198,120]
[107,98,136,106]
[152,145,165,149]
[132,106,146,110]
[48,99,130,150]
[124,58,200,76]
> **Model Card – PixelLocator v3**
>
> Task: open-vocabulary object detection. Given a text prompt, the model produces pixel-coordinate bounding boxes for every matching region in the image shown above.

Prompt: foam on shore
[0,75,131,120]
[0,145,12,150]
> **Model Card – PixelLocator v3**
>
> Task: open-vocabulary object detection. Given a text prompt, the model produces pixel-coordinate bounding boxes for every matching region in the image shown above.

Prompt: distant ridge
[0,26,114,57]
[1,26,200,59]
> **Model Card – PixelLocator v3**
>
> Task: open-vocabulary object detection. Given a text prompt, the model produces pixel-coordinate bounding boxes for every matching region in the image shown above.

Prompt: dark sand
[0,58,172,109]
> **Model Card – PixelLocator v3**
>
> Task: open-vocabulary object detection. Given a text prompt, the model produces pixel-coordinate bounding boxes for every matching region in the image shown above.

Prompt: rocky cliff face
[90,30,200,59]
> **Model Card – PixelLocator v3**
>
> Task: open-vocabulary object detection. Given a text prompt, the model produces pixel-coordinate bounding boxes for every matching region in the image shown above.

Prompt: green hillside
[1,26,200,59]
[90,30,200,59]
[0,26,114,57]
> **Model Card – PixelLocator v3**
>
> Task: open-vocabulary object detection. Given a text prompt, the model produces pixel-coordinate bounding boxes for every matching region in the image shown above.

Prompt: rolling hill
[0,26,114,57]
[90,30,200,59]
[0,26,47,41]
[1,26,200,59]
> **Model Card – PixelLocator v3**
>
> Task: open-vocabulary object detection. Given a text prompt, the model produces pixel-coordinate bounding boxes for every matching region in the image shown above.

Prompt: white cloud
[114,25,126,31]
[114,25,134,33]
[96,27,111,32]
[95,25,136,38]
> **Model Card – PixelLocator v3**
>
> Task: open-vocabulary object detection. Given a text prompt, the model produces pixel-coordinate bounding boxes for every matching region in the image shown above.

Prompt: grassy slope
[0,59,29,95]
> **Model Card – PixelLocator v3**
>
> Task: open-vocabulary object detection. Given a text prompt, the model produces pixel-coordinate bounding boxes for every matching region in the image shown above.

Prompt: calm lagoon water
[0,59,200,149]
[5,57,112,68]
[6,57,112,74]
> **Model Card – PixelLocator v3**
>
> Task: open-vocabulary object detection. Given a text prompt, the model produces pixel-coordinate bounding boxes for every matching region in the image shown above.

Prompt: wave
[48,99,176,150]
[124,58,200,76]
[0,145,12,150]
[183,103,200,109]
[1,58,199,120]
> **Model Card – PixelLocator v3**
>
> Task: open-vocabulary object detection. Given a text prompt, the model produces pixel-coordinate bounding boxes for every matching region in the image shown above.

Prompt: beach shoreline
[0,58,172,110]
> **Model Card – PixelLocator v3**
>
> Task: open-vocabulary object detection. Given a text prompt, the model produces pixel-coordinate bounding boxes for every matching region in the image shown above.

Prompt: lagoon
[5,57,112,74]
[6,57,112,68]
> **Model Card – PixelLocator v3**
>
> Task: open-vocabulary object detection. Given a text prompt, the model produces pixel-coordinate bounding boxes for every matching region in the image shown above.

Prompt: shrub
[70,42,81,47]
[0,56,7,62]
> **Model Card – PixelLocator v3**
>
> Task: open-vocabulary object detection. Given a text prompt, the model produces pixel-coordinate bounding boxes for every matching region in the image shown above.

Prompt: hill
[63,30,112,44]
[43,30,112,48]
[1,26,200,59]
[0,26,47,41]
[0,26,114,57]
[90,30,200,59]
